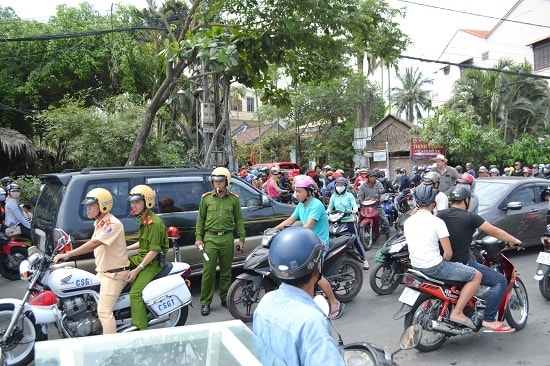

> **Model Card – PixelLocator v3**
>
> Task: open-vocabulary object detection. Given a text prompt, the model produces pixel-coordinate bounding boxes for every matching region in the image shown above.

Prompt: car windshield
[474,181,511,207]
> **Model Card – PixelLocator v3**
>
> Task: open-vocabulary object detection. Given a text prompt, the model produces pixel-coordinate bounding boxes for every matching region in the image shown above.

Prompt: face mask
[336,186,346,194]
[0,195,5,202]
[327,176,333,181]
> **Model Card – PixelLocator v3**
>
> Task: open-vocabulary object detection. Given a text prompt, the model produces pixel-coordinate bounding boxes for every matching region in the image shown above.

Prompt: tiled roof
[459,29,490,39]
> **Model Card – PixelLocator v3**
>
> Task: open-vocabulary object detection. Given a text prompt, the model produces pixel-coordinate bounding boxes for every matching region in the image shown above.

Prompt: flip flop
[328,303,345,320]
[483,324,515,333]
[449,316,475,329]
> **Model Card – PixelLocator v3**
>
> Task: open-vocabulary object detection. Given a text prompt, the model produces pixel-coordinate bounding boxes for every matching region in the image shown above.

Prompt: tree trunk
[126,60,186,166]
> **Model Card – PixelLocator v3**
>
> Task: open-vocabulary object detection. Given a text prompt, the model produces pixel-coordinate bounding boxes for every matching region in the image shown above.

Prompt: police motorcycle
[0,228,192,366]
[227,227,363,322]
[314,295,421,365]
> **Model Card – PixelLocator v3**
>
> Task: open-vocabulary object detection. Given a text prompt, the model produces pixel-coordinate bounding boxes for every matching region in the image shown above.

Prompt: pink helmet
[293,174,316,193]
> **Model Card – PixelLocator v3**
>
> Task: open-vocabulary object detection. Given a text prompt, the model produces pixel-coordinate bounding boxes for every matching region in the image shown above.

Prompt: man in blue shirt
[274,174,344,319]
[253,227,345,366]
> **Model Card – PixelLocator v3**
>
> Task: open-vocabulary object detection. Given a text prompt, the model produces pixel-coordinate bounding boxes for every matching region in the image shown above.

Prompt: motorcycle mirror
[398,324,422,351]
[313,294,330,317]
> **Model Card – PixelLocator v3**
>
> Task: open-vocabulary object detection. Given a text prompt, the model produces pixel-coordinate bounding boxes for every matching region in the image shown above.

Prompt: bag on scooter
[5,225,21,237]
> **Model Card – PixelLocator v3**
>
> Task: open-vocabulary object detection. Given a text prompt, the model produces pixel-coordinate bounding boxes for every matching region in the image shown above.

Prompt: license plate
[155,295,183,316]
[398,287,420,306]
[536,252,550,266]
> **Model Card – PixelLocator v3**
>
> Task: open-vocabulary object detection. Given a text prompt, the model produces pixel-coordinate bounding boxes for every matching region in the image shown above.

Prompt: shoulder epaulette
[202,192,212,198]
[230,192,239,198]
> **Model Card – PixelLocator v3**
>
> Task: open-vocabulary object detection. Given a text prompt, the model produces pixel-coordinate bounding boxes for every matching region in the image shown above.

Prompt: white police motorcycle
[0,228,192,366]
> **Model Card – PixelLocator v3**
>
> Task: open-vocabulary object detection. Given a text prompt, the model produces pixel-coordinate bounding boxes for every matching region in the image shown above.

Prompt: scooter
[533,224,550,300]
[358,198,380,251]
[0,228,193,366]
[314,295,422,365]
[0,232,28,281]
[370,232,410,295]
[381,193,398,228]
[227,227,363,322]
[394,236,528,352]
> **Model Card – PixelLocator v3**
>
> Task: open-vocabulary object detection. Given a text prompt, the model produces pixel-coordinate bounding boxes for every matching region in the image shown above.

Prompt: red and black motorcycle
[534,224,550,300]
[0,232,29,280]
[394,236,528,352]
[358,198,380,251]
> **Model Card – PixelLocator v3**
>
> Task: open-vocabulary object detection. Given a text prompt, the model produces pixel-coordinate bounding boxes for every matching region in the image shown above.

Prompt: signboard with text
[410,139,445,160]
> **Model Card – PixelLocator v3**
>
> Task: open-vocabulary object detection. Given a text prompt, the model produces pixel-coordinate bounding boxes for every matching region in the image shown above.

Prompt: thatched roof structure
[0,127,40,176]
[364,114,414,153]
[0,127,38,159]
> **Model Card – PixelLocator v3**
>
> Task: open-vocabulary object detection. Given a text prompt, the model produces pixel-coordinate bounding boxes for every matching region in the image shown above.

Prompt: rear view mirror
[505,202,523,210]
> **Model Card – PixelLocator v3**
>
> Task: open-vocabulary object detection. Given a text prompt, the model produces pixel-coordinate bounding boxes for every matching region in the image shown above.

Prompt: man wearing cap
[358,170,391,240]
[434,154,460,194]
[511,161,523,176]
[465,163,476,178]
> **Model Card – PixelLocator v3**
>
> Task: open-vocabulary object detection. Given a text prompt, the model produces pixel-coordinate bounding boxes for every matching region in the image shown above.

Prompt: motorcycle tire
[0,303,47,366]
[369,262,402,295]
[538,274,550,301]
[504,278,529,330]
[404,295,448,352]
[163,305,189,328]
[0,247,28,281]
[359,226,374,251]
[227,278,276,323]
[326,256,363,303]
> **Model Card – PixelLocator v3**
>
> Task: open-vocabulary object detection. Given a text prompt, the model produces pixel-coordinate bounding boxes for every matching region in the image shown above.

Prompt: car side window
[83,180,130,218]
[227,180,262,208]
[150,181,205,212]
[507,186,536,206]
[535,184,550,203]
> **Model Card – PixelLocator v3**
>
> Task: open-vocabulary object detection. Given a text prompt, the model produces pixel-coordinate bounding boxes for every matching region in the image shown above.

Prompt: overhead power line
[399,55,550,80]
[1,25,165,42]
[397,0,550,29]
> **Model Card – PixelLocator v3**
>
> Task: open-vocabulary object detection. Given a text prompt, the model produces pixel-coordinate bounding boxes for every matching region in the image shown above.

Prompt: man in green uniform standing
[195,167,245,316]
[126,184,169,330]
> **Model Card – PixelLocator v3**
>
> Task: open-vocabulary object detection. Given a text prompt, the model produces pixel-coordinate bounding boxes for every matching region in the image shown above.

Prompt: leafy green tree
[126,0,409,166]
[391,66,433,122]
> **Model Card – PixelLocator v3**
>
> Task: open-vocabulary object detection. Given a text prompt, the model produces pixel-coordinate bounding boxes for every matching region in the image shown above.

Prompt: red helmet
[458,173,474,185]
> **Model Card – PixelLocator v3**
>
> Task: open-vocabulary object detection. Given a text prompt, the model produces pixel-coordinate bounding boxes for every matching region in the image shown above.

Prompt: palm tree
[391,66,433,122]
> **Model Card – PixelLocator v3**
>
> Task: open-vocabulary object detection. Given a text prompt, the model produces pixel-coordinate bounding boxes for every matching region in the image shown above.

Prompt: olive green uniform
[129,210,168,330]
[196,190,245,305]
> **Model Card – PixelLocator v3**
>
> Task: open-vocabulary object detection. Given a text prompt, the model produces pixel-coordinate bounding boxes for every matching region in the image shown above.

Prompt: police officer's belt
[207,230,231,236]
[105,267,130,273]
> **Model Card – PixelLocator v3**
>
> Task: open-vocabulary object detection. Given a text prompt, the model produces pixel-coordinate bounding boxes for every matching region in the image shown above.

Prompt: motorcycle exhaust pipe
[429,320,471,336]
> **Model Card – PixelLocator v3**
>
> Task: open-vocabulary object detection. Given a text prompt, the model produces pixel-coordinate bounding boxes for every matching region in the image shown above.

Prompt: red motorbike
[358,198,380,251]
[394,236,528,352]
[0,231,28,280]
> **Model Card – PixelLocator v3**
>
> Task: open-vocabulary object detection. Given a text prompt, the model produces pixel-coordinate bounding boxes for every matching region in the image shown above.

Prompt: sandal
[328,303,345,320]
[483,324,515,333]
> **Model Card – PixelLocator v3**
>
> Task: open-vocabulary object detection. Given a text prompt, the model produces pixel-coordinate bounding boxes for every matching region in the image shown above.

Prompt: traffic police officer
[195,167,245,316]
[126,184,169,330]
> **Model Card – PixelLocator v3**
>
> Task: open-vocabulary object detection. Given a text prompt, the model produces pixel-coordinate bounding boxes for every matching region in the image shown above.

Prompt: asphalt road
[2,243,550,366]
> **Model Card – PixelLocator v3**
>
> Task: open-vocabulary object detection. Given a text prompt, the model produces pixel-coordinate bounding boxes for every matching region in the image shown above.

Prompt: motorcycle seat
[328,234,353,251]
[407,269,465,288]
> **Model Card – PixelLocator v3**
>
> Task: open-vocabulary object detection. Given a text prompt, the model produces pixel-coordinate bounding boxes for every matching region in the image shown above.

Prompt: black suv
[31,166,295,275]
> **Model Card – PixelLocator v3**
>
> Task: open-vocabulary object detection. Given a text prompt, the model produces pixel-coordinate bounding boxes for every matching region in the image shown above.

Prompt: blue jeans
[415,260,476,283]
[345,222,365,260]
[467,260,507,321]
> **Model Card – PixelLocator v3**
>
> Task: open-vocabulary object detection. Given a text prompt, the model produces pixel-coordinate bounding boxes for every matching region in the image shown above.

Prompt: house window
[459,58,473,78]
[481,51,489,61]
[230,97,242,112]
[533,39,550,71]
[443,65,450,75]
[246,97,254,112]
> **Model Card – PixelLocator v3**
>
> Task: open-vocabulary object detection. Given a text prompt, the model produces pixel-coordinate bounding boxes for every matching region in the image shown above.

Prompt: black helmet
[455,165,463,174]
[269,227,324,280]
[0,176,12,186]
[413,184,437,206]
[450,186,471,202]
